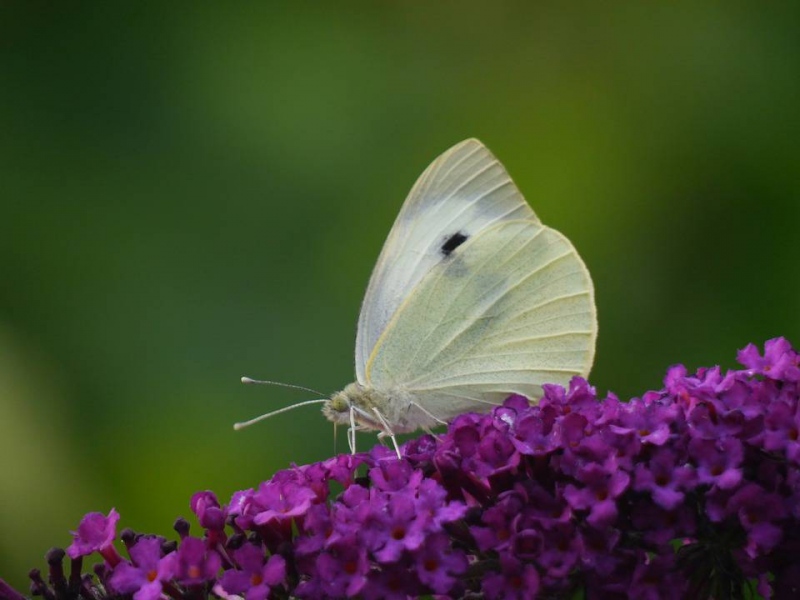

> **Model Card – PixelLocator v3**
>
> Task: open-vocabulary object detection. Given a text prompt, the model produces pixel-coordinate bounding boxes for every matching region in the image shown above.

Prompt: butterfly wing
[355,139,536,383]
[364,219,597,423]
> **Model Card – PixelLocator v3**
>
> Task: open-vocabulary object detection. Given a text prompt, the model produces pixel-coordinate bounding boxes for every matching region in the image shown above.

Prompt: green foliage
[1,2,799,590]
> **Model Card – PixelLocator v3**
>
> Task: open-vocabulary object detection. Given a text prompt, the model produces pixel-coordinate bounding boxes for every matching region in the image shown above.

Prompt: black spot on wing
[440,232,469,257]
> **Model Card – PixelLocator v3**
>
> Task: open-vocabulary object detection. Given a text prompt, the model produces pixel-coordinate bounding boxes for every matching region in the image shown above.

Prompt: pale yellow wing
[365,219,596,421]
[355,139,536,383]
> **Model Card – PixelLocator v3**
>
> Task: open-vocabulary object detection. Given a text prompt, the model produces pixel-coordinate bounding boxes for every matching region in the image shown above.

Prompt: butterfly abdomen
[324,382,438,434]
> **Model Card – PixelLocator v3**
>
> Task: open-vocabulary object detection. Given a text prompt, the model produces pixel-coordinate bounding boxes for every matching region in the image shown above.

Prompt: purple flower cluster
[5,338,800,599]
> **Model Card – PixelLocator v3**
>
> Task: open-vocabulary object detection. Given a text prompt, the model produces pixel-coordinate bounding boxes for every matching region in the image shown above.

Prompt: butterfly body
[237,139,597,456]
[324,383,435,435]
[321,138,598,454]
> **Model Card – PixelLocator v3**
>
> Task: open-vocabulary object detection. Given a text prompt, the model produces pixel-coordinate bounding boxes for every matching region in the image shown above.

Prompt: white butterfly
[237,139,597,457]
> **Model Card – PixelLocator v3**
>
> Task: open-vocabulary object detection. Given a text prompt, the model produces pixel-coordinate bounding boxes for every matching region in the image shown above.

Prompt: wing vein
[412,243,574,371]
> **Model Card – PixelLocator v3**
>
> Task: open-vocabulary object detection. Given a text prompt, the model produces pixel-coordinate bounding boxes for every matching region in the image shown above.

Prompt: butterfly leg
[348,406,358,454]
[376,431,402,459]
[347,425,371,454]
[421,426,444,442]
[372,407,401,459]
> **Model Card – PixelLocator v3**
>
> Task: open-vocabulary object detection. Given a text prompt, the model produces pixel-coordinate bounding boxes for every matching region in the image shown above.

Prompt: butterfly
[237,139,597,457]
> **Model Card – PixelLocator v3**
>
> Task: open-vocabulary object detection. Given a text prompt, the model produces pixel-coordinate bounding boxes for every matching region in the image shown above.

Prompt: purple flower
[0,579,26,600]
[471,499,518,552]
[219,543,285,600]
[629,553,686,599]
[307,537,369,598]
[738,337,800,381]
[510,408,559,455]
[473,423,521,477]
[414,532,467,593]
[580,525,623,574]
[762,396,800,461]
[173,536,221,585]
[518,482,570,522]
[366,492,427,562]
[369,459,423,491]
[630,501,696,546]
[252,480,318,526]
[191,491,226,531]
[109,537,177,600]
[319,453,366,486]
[13,338,800,600]
[449,414,482,457]
[563,463,630,528]
[415,478,467,527]
[689,437,743,490]
[295,502,334,555]
[510,528,543,561]
[537,522,582,581]
[482,553,540,600]
[725,484,786,558]
[66,508,122,566]
[611,397,676,446]
[227,487,260,532]
[362,563,421,600]
[633,448,695,510]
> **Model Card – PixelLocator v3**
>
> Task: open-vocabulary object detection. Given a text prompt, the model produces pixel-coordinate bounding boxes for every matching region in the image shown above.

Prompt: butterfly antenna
[240,376,325,396]
[233,399,328,431]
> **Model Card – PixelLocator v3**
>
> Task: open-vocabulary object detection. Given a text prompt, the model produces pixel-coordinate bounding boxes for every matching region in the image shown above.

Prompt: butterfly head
[322,390,350,425]
[323,382,389,430]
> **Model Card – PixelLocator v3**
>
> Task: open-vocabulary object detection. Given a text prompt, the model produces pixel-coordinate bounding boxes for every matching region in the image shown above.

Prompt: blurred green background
[1,2,799,588]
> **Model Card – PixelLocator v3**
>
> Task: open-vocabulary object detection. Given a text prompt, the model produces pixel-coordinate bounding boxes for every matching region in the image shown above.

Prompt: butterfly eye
[329,393,350,413]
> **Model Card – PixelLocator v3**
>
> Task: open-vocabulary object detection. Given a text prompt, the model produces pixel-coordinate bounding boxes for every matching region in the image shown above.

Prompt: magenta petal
[66,508,120,559]
[262,554,286,586]
[219,570,252,596]
[108,562,146,594]
[132,581,165,600]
